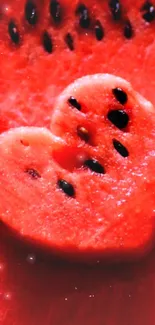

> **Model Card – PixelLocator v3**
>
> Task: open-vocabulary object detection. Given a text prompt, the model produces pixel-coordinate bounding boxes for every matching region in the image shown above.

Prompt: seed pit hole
[52,147,88,172]
[77,126,90,142]
[20,139,30,146]
[25,168,41,179]
[77,125,96,146]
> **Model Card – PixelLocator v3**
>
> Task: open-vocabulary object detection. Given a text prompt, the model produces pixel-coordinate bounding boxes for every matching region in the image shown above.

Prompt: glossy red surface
[0,223,155,325]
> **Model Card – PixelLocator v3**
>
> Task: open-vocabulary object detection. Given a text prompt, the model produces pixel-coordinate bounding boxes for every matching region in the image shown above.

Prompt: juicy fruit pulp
[1,74,155,261]
[0,0,155,132]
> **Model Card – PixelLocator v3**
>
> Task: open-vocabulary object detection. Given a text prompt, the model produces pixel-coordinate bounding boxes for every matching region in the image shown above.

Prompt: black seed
[113,139,129,157]
[143,8,155,22]
[109,0,122,21]
[80,11,90,28]
[141,1,155,22]
[68,97,81,111]
[108,110,129,129]
[77,126,90,142]
[25,1,38,25]
[8,21,20,44]
[76,3,90,29]
[112,87,128,105]
[65,33,74,51]
[124,19,134,39]
[84,159,105,174]
[94,20,104,41]
[25,168,41,179]
[42,31,53,53]
[50,0,61,23]
[58,179,75,197]
[76,3,86,15]
[141,1,152,11]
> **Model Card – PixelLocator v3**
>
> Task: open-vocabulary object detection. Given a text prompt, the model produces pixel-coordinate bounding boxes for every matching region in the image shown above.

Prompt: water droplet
[26,254,36,264]
[74,286,78,290]
[97,218,103,224]
[89,294,95,298]
[4,292,12,300]
[64,297,68,301]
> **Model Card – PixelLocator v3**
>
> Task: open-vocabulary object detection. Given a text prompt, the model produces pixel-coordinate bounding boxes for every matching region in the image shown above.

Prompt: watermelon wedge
[0,0,155,132]
[0,74,155,261]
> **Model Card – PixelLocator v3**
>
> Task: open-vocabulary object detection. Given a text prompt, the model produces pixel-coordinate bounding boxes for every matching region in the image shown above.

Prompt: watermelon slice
[0,0,155,132]
[1,74,155,261]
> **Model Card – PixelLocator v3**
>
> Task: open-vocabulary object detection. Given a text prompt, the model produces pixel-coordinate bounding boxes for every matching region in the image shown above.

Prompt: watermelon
[0,73,155,261]
[0,0,155,132]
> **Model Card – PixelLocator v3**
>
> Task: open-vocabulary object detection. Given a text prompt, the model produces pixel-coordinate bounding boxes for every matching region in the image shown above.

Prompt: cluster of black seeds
[7,0,155,49]
[24,87,130,198]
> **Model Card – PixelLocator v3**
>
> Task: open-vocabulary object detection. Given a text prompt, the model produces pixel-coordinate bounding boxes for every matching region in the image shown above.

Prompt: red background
[0,223,155,325]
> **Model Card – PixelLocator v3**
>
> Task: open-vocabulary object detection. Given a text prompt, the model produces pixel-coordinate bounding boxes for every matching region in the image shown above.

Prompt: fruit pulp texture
[0,0,155,132]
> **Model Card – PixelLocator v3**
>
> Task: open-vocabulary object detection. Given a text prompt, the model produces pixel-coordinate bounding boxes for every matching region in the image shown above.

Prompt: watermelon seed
[94,20,104,41]
[112,88,128,104]
[68,97,81,110]
[84,159,105,174]
[124,20,134,39]
[42,31,53,53]
[50,0,61,24]
[77,126,90,142]
[109,0,122,21]
[25,168,41,179]
[141,1,155,22]
[141,1,152,11]
[107,109,129,129]
[113,139,129,157]
[25,1,38,25]
[76,4,90,29]
[76,3,86,15]
[65,33,74,51]
[58,179,75,197]
[20,139,29,146]
[8,21,20,44]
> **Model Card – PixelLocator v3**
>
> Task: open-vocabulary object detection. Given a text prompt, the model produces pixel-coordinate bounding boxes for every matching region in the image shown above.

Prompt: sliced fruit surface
[1,74,155,261]
[0,0,155,132]
[50,73,155,258]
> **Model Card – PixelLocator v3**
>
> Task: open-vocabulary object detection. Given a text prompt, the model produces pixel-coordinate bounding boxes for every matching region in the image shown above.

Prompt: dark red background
[0,223,155,325]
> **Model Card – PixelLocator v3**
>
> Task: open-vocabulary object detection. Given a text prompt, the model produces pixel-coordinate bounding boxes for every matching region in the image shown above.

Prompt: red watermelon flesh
[1,74,155,261]
[0,0,155,132]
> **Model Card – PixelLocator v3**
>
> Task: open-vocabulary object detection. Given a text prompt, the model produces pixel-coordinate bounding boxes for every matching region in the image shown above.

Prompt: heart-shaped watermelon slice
[0,74,155,261]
